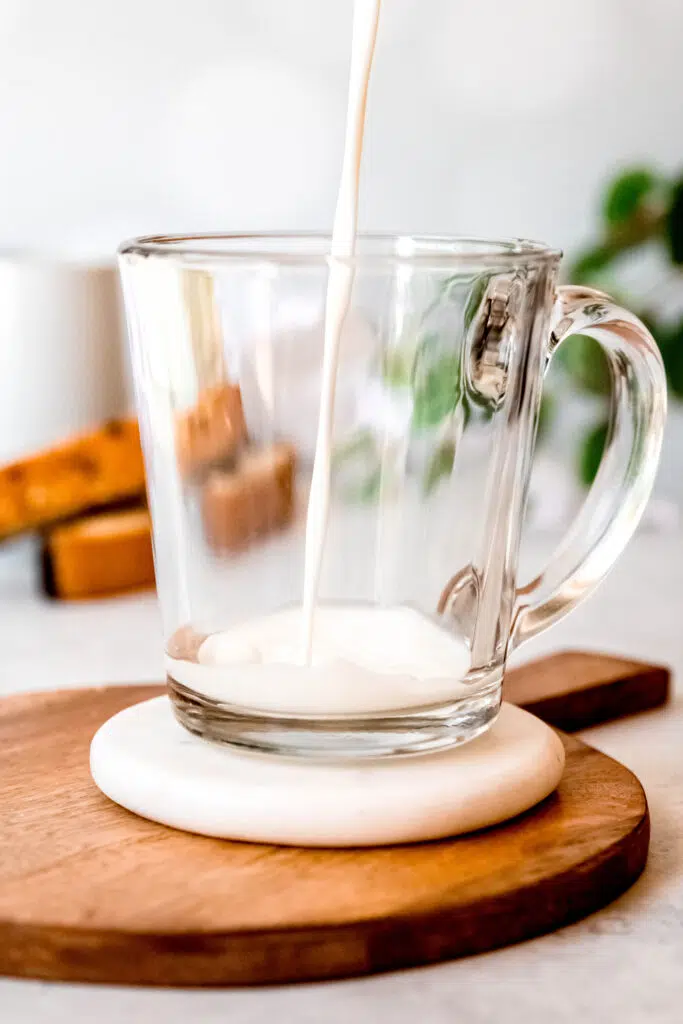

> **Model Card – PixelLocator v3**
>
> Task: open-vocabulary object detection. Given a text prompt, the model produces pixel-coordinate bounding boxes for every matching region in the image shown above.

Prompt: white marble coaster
[90,697,565,847]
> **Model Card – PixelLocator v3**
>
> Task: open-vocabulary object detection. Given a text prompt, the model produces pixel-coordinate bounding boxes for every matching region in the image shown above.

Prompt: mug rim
[118,231,562,268]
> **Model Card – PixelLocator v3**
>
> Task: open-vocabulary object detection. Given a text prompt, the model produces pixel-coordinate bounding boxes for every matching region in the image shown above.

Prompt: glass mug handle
[509,284,667,651]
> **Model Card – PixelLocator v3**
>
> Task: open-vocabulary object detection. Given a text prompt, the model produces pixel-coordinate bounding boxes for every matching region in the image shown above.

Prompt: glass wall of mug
[118,234,666,758]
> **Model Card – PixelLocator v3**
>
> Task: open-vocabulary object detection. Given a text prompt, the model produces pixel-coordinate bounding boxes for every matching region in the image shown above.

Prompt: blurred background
[0,0,681,527]
[0,0,680,252]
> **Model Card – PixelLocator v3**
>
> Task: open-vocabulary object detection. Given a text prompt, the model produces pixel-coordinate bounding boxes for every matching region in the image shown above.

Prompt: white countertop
[1,531,683,1023]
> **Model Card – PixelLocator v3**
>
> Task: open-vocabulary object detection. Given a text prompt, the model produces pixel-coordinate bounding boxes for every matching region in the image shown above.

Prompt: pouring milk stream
[300,0,382,665]
[167,0,473,715]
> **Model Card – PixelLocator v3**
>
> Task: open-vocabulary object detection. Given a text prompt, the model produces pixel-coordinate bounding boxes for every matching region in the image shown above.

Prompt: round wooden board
[0,683,649,987]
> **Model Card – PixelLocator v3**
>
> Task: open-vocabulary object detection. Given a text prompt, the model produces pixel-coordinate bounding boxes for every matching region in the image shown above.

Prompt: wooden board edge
[506,650,671,732]
[0,738,650,988]
[520,669,670,731]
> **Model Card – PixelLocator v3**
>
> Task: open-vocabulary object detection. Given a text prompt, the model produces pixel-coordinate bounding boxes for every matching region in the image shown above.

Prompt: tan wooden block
[175,384,246,478]
[42,506,155,600]
[201,443,296,553]
[0,419,145,542]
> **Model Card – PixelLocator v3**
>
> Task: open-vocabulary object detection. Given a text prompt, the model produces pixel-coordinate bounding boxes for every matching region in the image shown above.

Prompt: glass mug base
[167,673,503,760]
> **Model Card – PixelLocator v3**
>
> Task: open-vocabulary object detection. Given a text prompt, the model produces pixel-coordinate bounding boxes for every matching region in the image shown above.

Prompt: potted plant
[563,167,683,483]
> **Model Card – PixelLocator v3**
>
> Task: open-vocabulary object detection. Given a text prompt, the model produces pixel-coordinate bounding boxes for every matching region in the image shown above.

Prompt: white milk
[300,0,382,662]
[167,606,471,715]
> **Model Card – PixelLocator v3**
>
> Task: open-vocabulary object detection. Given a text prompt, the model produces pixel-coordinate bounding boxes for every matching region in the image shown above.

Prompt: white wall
[0,0,681,260]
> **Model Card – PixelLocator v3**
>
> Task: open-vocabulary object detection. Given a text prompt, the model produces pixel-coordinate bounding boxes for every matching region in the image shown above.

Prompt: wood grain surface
[0,652,654,987]
[505,650,670,731]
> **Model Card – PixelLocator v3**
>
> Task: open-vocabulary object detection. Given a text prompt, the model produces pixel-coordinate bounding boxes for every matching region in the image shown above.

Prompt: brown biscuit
[0,419,146,542]
[201,442,296,553]
[41,506,155,600]
[175,384,247,478]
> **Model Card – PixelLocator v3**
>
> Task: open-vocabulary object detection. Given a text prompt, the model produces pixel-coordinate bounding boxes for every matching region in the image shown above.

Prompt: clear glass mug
[119,234,666,759]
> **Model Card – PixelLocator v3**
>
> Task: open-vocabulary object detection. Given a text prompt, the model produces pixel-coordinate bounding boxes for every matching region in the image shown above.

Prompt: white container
[0,253,129,464]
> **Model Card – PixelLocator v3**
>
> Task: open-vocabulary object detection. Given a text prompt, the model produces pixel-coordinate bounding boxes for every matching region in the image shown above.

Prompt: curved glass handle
[509,285,667,651]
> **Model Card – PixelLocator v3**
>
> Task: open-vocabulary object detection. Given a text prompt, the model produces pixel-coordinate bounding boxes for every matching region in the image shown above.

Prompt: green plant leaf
[411,351,461,430]
[640,316,683,396]
[354,468,383,502]
[659,319,683,398]
[424,439,456,495]
[666,176,683,265]
[669,348,683,399]
[669,347,683,399]
[332,429,375,467]
[463,275,489,330]
[579,419,609,486]
[382,347,416,388]
[603,169,658,227]
[341,466,383,504]
[557,333,610,395]
[537,392,555,442]
[570,245,614,282]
